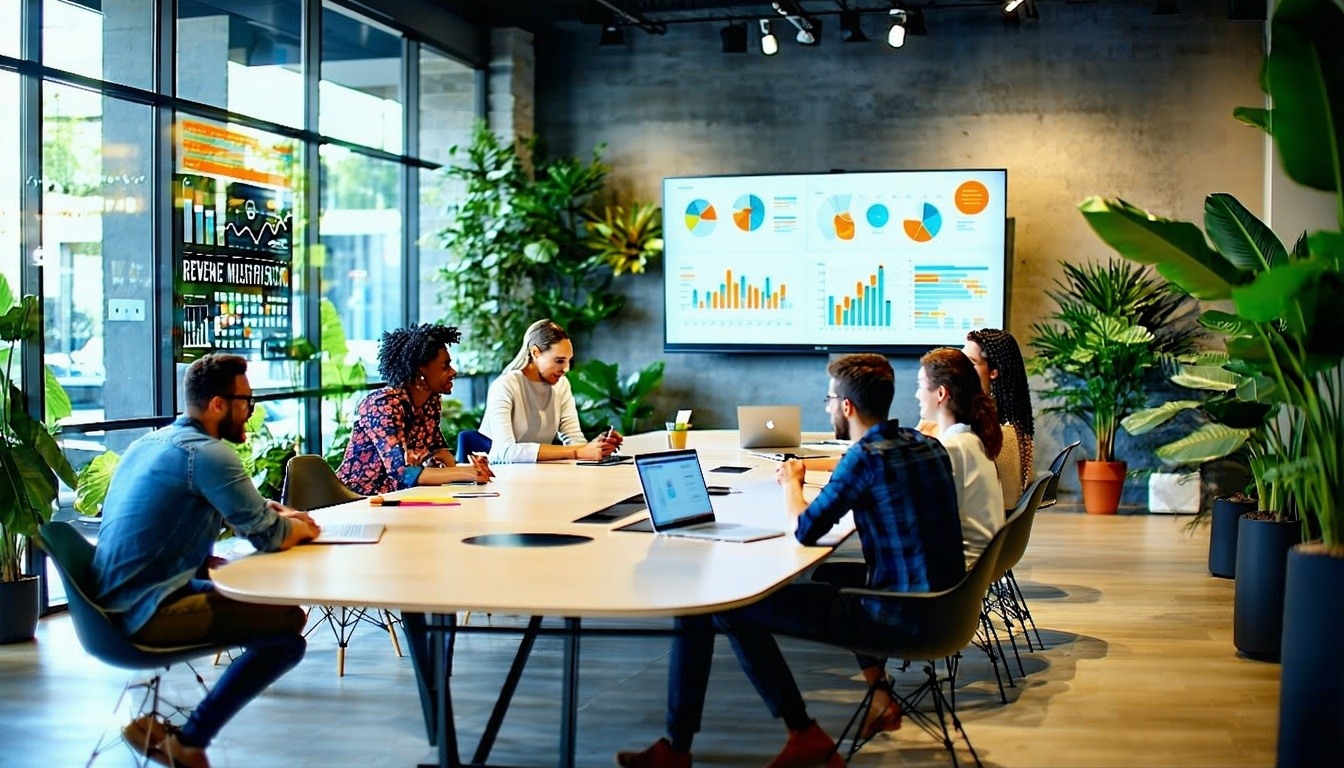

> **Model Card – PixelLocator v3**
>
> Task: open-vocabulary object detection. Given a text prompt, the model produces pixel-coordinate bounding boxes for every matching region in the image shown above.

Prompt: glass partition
[176,0,305,128]
[43,0,154,91]
[320,2,403,153]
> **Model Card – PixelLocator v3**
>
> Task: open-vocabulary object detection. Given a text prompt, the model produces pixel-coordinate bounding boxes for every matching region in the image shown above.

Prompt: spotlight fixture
[839,9,868,42]
[759,19,779,55]
[598,24,625,46]
[888,8,907,48]
[772,1,820,46]
[720,22,748,53]
[1004,0,1025,11]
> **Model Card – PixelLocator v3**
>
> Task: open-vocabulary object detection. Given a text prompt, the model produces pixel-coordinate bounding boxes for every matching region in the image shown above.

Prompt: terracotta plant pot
[1078,460,1127,515]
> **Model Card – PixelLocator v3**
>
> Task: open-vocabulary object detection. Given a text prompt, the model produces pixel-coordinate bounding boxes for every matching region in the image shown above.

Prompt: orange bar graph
[690,269,790,312]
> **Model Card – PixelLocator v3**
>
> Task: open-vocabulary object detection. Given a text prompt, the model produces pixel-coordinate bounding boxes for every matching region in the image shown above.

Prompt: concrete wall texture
[523,1,1265,493]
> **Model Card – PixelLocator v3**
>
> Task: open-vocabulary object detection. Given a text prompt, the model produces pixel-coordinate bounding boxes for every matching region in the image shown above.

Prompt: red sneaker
[766,721,845,768]
[614,738,692,768]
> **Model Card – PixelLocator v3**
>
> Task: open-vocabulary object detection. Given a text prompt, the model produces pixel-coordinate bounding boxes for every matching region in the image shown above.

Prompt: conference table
[213,430,851,768]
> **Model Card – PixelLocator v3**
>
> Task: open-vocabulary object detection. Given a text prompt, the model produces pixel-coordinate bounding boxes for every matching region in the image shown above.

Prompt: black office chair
[834,529,1010,767]
[455,429,492,464]
[1039,440,1081,509]
[281,455,401,676]
[975,473,1053,700]
[36,521,229,767]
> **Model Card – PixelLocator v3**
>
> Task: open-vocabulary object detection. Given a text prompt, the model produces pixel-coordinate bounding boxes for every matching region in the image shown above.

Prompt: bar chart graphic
[827,266,893,327]
[912,264,993,330]
[687,269,790,311]
[177,175,219,246]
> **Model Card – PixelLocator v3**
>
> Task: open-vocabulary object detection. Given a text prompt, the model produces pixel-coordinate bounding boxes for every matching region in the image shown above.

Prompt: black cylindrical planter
[1209,497,1256,579]
[1232,516,1300,661]
[1277,546,1344,768]
[0,576,40,644]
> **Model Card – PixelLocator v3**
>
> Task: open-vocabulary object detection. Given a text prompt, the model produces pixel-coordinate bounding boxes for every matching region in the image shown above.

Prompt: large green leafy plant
[1027,259,1202,463]
[435,122,661,374]
[1079,1,1344,546]
[569,359,666,436]
[0,278,78,583]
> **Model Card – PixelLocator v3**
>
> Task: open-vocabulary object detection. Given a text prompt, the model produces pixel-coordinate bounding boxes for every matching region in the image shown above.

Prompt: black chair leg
[1006,569,1045,649]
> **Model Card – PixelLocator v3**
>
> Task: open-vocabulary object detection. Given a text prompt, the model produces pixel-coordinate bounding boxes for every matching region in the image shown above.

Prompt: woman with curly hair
[481,319,621,463]
[337,323,491,495]
[917,347,1006,566]
[964,328,1035,503]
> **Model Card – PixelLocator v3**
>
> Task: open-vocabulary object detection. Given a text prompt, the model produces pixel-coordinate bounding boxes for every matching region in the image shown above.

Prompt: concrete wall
[529,1,1264,489]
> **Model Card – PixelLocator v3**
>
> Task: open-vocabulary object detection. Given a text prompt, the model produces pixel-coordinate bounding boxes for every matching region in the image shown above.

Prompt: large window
[1,73,18,290]
[42,84,155,435]
[176,0,305,128]
[320,3,402,153]
[2,3,18,57]
[417,46,474,324]
[43,0,154,91]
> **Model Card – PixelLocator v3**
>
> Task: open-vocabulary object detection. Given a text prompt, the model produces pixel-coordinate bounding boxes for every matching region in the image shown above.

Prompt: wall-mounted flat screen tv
[662,169,1008,354]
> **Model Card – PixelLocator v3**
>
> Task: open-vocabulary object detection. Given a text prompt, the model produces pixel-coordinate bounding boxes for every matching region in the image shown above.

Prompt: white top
[480,370,588,463]
[939,423,1006,567]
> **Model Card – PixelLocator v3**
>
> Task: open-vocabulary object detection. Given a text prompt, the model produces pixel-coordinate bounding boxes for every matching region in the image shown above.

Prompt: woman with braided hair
[964,328,1035,504]
[337,323,492,495]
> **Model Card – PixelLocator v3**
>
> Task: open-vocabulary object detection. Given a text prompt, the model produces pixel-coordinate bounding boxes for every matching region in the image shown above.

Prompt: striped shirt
[795,420,965,624]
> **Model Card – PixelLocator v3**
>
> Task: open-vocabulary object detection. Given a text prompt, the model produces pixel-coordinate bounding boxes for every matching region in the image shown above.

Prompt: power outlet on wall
[108,298,146,322]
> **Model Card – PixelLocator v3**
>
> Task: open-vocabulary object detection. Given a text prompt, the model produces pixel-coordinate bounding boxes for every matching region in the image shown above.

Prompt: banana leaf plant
[0,279,78,583]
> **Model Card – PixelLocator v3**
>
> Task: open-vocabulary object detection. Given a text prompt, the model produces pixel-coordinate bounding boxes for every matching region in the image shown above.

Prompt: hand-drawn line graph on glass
[225,182,293,257]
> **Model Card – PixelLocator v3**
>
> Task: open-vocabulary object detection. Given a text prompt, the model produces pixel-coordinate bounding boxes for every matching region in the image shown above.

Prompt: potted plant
[1027,259,1202,514]
[0,281,79,643]
[1079,0,1342,755]
[1121,351,1276,577]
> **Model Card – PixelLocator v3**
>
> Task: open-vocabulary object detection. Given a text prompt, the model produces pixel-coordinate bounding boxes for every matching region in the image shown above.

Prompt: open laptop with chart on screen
[634,450,784,543]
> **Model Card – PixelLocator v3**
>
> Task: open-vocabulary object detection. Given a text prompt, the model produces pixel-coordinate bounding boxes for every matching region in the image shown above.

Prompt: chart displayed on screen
[662,170,1007,352]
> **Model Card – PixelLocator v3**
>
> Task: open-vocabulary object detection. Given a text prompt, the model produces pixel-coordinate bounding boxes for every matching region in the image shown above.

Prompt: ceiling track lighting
[759,19,779,55]
[772,1,821,46]
[598,23,625,46]
[1003,0,1025,12]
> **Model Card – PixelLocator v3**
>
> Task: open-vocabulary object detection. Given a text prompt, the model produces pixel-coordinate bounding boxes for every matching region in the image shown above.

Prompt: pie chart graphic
[733,194,765,232]
[903,203,942,243]
[685,199,717,238]
[817,195,857,241]
[866,204,890,229]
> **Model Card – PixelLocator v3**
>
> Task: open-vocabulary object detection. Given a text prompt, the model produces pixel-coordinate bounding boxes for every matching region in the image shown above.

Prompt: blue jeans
[132,588,307,747]
[665,562,907,751]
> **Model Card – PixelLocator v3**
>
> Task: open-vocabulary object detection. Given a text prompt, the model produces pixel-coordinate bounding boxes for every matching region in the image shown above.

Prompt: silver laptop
[738,405,803,450]
[634,450,784,543]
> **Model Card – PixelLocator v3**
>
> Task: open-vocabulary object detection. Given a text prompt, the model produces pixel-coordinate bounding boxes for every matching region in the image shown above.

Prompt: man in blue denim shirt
[92,354,321,768]
[618,354,964,768]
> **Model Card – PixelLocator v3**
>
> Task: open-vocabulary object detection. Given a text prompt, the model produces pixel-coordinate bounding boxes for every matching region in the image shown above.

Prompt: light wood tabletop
[212,430,852,619]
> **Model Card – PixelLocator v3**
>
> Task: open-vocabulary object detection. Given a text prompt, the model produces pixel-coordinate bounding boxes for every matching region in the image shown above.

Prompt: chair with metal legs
[36,521,231,767]
[1039,440,1081,509]
[281,455,402,676]
[976,473,1052,697]
[833,526,1011,767]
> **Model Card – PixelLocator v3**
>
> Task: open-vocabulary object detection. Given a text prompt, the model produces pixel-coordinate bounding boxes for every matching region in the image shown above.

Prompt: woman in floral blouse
[337,324,492,495]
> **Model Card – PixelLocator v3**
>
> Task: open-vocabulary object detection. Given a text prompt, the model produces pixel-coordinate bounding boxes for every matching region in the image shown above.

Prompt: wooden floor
[0,503,1281,768]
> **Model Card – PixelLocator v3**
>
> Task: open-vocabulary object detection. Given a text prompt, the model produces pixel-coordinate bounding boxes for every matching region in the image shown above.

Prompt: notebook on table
[633,450,784,543]
[312,522,385,544]
[737,405,803,450]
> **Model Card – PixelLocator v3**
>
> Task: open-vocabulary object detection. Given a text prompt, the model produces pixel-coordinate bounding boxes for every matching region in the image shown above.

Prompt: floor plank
[0,504,1281,768]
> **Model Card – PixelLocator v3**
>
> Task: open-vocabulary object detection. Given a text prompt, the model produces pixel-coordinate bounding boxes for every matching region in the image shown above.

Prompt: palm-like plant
[585,203,664,276]
[1028,259,1202,463]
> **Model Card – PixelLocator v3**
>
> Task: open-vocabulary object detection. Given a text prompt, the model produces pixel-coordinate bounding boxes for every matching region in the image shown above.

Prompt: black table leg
[559,618,581,768]
[472,616,543,765]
